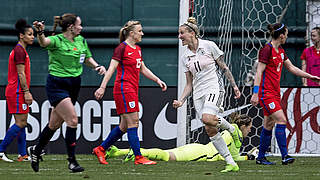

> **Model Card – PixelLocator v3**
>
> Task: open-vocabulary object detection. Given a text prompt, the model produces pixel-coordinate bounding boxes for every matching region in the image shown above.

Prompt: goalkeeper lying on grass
[105,113,258,162]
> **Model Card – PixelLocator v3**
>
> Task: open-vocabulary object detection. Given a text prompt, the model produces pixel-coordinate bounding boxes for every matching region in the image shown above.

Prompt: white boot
[0,152,13,162]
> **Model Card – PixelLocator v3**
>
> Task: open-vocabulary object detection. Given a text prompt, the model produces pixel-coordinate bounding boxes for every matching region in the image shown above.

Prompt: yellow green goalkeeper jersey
[166,124,247,162]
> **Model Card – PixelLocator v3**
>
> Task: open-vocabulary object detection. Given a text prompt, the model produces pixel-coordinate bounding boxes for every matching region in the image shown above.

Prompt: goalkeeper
[105,113,257,162]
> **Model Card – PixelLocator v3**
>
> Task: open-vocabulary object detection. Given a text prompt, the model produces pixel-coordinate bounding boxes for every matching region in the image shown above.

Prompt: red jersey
[258,43,288,97]
[5,44,31,97]
[112,42,143,95]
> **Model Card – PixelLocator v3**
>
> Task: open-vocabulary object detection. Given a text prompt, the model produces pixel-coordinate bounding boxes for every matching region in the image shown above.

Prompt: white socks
[210,132,236,166]
[217,116,235,133]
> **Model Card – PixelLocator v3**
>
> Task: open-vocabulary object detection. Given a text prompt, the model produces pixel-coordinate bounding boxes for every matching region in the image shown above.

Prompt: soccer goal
[178,0,320,156]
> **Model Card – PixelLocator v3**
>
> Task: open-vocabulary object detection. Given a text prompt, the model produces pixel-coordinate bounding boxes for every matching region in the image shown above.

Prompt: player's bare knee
[65,114,78,127]
[202,114,218,127]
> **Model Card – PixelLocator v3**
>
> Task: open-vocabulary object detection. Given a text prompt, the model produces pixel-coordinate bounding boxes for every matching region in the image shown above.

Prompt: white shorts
[193,90,224,119]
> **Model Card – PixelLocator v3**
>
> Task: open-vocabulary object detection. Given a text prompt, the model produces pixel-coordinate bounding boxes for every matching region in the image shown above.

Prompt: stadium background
[0,0,317,154]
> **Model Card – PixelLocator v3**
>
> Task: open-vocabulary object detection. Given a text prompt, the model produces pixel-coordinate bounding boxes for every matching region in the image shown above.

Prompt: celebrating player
[0,19,34,162]
[92,20,167,165]
[173,17,241,172]
[250,23,320,165]
[28,13,106,173]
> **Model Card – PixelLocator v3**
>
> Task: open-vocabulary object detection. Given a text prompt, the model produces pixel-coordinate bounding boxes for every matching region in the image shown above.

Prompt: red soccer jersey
[112,42,143,95]
[258,43,288,97]
[5,44,31,97]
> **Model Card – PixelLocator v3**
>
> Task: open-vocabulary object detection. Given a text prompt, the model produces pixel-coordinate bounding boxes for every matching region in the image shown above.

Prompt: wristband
[23,89,29,93]
[253,85,259,94]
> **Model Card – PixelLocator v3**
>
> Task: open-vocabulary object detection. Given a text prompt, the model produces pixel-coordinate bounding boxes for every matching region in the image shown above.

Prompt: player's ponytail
[15,19,32,40]
[52,13,77,35]
[119,20,141,43]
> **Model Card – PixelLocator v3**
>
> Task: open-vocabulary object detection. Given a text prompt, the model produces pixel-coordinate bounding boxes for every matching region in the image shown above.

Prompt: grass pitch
[0,154,320,180]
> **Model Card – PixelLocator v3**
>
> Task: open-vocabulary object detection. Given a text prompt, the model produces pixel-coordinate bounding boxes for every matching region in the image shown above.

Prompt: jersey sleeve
[46,35,60,50]
[14,45,26,65]
[112,43,125,62]
[83,38,92,58]
[258,44,272,64]
[300,48,307,60]
[209,41,224,60]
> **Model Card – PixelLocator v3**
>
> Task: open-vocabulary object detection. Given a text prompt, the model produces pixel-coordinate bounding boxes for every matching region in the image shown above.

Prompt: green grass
[0,154,320,180]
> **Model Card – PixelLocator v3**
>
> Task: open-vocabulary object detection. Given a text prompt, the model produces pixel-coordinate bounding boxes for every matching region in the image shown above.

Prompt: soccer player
[250,23,320,165]
[92,20,167,165]
[300,27,320,87]
[105,113,256,163]
[0,19,34,162]
[173,17,241,172]
[28,14,106,173]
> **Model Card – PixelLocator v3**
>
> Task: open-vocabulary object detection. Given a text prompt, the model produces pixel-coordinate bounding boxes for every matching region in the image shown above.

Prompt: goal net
[178,0,320,156]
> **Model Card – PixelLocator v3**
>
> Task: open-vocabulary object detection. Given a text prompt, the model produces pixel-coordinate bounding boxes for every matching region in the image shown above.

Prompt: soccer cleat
[67,157,84,173]
[92,146,108,164]
[231,124,242,148]
[220,163,239,173]
[105,145,120,159]
[282,155,295,165]
[27,145,40,172]
[17,154,31,162]
[0,152,13,162]
[123,149,135,162]
[256,157,276,165]
[134,155,157,165]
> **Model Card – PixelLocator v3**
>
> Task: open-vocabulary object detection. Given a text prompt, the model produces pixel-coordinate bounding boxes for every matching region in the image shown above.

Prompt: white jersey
[181,39,225,100]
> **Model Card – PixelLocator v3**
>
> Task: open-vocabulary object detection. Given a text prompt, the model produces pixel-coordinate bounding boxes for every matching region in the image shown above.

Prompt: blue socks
[258,127,272,159]
[0,124,22,152]
[127,127,141,156]
[17,127,27,156]
[275,124,288,158]
[101,126,124,150]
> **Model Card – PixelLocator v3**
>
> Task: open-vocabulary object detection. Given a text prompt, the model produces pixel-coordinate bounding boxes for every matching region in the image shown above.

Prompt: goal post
[177,0,189,147]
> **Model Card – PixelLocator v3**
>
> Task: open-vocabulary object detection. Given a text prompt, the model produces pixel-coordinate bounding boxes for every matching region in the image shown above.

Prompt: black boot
[67,157,84,173]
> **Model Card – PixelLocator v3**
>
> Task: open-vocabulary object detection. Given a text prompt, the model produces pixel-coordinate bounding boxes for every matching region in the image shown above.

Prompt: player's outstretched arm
[33,21,51,47]
[284,59,320,85]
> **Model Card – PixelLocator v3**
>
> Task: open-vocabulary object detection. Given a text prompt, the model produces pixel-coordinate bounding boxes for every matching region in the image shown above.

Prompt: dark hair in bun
[15,19,32,39]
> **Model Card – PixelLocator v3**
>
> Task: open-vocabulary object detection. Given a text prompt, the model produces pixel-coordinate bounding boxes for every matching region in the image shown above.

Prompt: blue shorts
[46,74,81,107]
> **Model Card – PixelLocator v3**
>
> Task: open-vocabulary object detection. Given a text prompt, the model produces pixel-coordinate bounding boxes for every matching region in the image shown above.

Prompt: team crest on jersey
[22,104,27,111]
[129,101,135,108]
[199,49,205,55]
[268,102,275,109]
[280,53,284,60]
